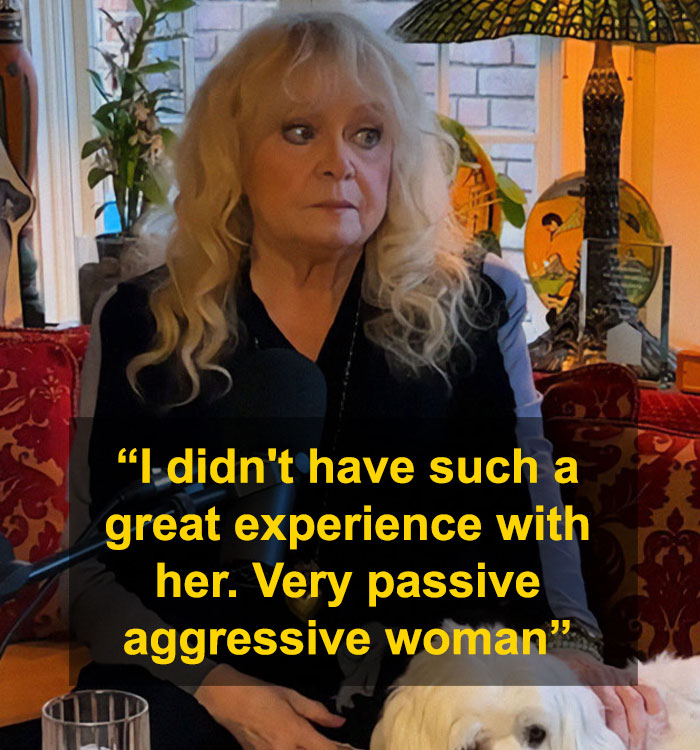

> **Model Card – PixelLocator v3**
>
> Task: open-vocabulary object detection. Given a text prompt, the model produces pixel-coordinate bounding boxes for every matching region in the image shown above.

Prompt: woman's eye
[283,125,315,144]
[353,128,382,148]
[525,724,547,747]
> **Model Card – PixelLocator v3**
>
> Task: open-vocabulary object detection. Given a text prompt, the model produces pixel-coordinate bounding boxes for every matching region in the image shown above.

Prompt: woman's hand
[194,664,346,750]
[552,649,669,749]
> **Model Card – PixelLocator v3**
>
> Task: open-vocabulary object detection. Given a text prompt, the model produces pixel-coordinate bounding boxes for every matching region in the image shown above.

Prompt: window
[90,1,279,233]
[30,0,560,334]
[344,2,561,340]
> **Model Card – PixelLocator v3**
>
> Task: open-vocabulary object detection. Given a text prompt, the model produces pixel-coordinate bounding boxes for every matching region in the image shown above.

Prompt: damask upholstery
[535,364,700,663]
[0,329,697,689]
[0,327,90,642]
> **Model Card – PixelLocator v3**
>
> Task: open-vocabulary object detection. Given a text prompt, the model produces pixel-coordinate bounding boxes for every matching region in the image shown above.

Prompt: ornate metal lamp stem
[581,41,638,351]
[528,41,667,376]
[583,40,623,241]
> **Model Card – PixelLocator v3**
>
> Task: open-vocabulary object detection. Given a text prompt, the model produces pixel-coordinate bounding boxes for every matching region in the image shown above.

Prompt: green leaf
[150,87,176,98]
[437,114,466,148]
[113,106,130,128]
[138,59,179,75]
[117,67,128,90]
[460,129,483,166]
[95,100,122,114]
[81,137,104,160]
[474,229,502,257]
[158,0,197,14]
[133,0,147,17]
[91,121,109,139]
[498,189,526,228]
[87,69,109,101]
[144,32,189,45]
[88,167,110,189]
[91,116,112,138]
[496,173,527,205]
[141,173,168,205]
[127,159,137,189]
[159,126,177,149]
[94,100,121,122]
[94,204,108,220]
[92,108,114,133]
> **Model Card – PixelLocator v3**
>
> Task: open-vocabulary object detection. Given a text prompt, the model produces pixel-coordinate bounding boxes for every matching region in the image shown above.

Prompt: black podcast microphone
[0,349,328,641]
[227,347,327,446]
[218,348,327,569]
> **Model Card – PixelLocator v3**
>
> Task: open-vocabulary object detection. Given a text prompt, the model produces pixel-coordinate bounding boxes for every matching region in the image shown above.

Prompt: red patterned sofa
[534,364,700,663]
[0,325,698,726]
[0,326,91,726]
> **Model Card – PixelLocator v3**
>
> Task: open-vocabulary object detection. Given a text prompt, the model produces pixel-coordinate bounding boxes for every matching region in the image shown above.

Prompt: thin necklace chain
[331,289,361,454]
[251,285,362,571]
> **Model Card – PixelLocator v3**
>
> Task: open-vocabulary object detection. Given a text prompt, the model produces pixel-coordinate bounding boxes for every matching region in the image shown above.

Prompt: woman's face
[241,67,393,258]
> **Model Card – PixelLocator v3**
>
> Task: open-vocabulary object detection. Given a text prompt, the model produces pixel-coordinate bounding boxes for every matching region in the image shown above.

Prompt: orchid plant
[81,0,196,236]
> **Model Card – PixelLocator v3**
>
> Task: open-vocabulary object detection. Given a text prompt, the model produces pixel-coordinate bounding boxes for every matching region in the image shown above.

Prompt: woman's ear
[370,686,431,750]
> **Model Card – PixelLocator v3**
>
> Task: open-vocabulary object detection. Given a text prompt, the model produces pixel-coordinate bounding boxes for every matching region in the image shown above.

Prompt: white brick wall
[457,97,489,128]
[450,39,511,66]
[195,2,242,31]
[491,98,537,130]
[448,65,477,96]
[91,0,542,309]
[478,67,538,97]
[445,37,539,244]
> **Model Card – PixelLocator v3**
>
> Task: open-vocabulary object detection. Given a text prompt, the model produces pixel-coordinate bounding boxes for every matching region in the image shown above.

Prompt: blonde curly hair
[127,10,490,406]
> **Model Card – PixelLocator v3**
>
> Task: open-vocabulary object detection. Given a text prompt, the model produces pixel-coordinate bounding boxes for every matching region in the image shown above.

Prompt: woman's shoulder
[95,265,170,349]
[475,251,528,329]
[87,265,183,417]
[98,264,169,320]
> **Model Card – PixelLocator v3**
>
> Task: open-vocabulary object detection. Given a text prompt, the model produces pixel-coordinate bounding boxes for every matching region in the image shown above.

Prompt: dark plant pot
[95,232,139,261]
[80,233,141,324]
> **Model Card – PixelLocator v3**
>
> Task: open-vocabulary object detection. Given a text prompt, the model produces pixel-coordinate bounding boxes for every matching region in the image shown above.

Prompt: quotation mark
[550,619,570,634]
[118,448,151,483]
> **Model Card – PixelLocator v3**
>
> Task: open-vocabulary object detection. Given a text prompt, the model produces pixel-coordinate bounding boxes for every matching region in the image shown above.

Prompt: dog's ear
[370,686,435,750]
[550,686,626,750]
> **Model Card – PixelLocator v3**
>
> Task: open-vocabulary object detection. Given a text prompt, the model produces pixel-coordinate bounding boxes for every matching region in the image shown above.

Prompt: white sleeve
[58,287,216,692]
[483,252,601,635]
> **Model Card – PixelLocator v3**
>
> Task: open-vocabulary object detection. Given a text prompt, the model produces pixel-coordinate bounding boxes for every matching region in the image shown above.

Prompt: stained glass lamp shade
[390,0,700,44]
[391,0,700,377]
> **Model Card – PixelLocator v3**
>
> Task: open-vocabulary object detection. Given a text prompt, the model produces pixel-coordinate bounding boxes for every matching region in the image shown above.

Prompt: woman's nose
[317,136,356,180]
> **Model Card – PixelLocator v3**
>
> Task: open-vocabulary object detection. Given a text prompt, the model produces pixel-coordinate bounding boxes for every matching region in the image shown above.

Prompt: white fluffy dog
[370,623,700,750]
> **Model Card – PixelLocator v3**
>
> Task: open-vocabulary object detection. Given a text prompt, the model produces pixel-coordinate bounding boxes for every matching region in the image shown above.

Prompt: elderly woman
[54,10,665,750]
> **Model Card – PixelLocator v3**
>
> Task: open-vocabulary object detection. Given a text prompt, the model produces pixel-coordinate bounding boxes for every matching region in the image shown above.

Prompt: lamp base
[528,285,674,381]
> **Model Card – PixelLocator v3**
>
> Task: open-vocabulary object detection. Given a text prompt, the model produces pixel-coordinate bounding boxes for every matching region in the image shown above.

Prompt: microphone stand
[0,460,297,661]
[0,483,227,605]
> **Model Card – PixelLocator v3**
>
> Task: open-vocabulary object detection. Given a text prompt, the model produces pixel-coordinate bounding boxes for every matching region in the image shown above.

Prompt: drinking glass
[42,690,150,750]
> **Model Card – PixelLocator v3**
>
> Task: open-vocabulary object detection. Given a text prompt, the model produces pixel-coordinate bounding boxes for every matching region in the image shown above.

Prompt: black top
[83,253,552,695]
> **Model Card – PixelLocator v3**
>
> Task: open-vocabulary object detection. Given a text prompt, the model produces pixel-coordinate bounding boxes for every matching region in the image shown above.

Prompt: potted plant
[81,0,195,261]
[439,114,527,255]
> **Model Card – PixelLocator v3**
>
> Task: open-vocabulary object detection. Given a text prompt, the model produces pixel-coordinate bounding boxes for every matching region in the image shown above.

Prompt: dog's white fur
[370,622,700,750]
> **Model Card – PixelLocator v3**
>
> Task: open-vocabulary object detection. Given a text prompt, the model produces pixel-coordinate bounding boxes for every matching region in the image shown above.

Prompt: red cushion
[538,363,700,661]
[534,363,639,421]
[0,326,90,372]
[0,329,89,641]
[535,363,700,434]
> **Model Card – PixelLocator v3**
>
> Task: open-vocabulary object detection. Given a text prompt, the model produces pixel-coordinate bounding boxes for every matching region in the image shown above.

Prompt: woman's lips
[312,201,356,209]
